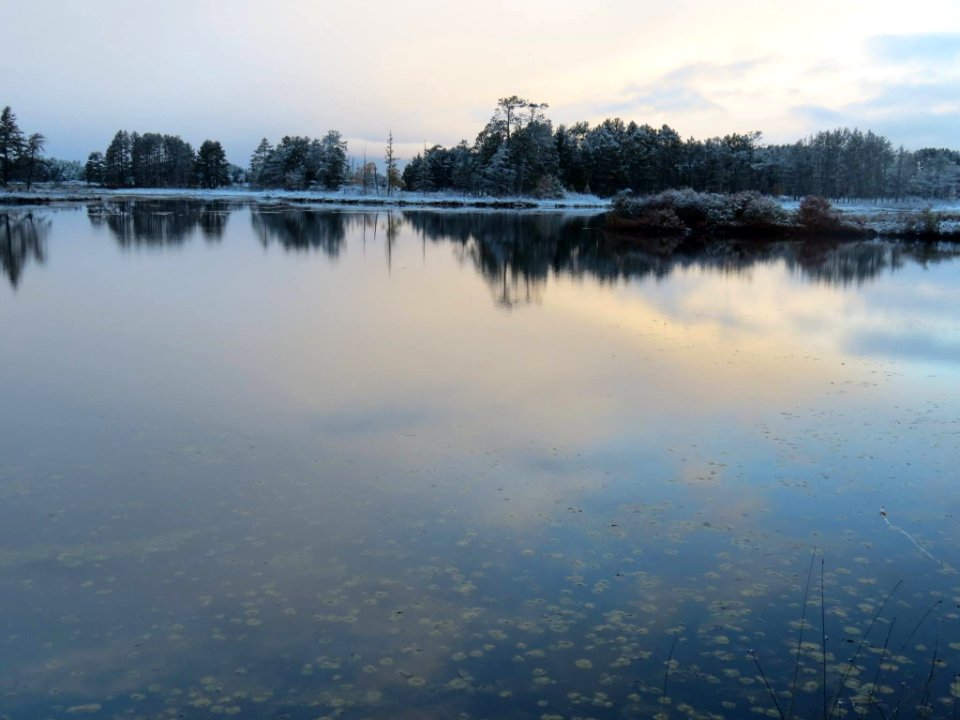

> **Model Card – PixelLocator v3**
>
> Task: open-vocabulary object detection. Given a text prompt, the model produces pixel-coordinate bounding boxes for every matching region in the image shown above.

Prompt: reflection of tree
[405,212,589,308]
[0,211,50,288]
[250,208,348,257]
[87,200,230,246]
[53,203,960,300]
[404,212,960,299]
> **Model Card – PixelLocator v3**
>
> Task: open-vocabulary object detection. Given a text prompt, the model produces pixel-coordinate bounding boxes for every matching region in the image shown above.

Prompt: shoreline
[4,186,960,239]
[0,186,612,213]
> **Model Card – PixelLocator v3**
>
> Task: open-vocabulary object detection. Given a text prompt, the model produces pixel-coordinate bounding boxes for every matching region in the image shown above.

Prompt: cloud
[605,86,720,115]
[868,33,960,63]
[792,105,848,126]
[594,60,761,117]
[792,79,960,148]
[855,81,960,111]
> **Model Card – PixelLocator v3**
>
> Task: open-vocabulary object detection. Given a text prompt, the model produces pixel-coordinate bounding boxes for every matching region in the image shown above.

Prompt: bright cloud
[2,0,960,162]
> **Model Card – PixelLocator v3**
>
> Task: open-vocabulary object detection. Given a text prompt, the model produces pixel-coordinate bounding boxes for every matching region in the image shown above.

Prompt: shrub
[902,206,941,236]
[796,195,840,230]
[533,174,565,199]
[612,189,788,236]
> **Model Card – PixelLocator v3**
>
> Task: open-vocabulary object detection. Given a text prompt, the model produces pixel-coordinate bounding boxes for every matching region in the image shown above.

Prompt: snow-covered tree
[316,131,348,190]
[248,138,273,188]
[479,144,515,196]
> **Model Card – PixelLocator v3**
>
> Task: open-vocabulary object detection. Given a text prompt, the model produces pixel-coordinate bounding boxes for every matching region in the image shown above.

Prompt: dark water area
[1,201,959,719]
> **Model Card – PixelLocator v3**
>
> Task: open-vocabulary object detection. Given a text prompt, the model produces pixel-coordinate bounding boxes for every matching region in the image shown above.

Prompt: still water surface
[1,202,959,719]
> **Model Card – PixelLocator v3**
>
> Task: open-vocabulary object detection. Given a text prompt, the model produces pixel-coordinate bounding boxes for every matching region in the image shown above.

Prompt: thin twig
[918,618,943,715]
[788,548,818,720]
[864,616,897,718]
[821,559,828,720]
[751,649,787,720]
[895,600,942,657]
[827,580,902,720]
[661,634,679,715]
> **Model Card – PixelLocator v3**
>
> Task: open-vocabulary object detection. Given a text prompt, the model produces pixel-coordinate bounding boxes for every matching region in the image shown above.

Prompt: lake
[1,201,959,719]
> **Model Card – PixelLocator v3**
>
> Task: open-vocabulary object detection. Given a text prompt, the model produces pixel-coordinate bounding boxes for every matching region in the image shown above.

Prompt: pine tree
[84,152,104,185]
[385,131,399,196]
[196,140,230,188]
[21,133,46,190]
[103,130,132,188]
[317,131,348,190]
[0,106,24,186]
[249,138,273,188]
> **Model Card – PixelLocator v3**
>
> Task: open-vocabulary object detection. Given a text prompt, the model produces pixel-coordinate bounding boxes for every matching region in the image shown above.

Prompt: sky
[2,0,960,165]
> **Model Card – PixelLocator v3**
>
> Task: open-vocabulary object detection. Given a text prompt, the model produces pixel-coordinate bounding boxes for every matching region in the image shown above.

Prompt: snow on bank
[777,197,960,236]
[0,185,611,213]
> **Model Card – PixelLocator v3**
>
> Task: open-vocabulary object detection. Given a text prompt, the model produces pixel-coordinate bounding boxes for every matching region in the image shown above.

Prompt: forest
[1,98,959,200]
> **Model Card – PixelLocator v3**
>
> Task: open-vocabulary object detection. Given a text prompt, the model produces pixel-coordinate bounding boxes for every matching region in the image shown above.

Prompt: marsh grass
[744,553,951,720]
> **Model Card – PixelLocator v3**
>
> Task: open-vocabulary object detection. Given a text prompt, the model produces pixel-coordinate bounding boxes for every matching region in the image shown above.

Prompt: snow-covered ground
[5,186,959,234]
[777,197,960,235]
[0,184,612,212]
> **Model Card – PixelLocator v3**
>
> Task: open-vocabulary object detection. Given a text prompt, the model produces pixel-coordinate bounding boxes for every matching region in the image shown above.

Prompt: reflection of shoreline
[0,211,50,288]
[10,200,949,299]
[87,200,230,246]
[401,211,960,293]
[251,208,349,256]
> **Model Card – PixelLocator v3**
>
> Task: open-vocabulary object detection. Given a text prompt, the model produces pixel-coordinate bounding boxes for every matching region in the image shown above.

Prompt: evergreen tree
[479,144,515,196]
[317,130,348,190]
[248,138,273,188]
[102,130,132,188]
[84,152,105,185]
[21,133,46,190]
[0,106,24,186]
[196,140,230,188]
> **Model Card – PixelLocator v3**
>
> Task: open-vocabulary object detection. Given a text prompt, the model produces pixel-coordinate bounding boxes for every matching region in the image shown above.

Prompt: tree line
[85,130,235,189]
[247,131,348,190]
[4,99,960,200]
[400,98,960,200]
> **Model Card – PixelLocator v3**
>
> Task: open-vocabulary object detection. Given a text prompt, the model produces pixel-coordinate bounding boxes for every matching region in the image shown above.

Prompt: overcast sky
[3,0,959,165]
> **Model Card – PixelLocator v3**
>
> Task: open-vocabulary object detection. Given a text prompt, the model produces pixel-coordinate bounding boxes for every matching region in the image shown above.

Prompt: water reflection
[250,207,348,256]
[2,202,960,719]
[401,211,960,297]
[88,199,230,246]
[7,202,960,292]
[0,211,49,288]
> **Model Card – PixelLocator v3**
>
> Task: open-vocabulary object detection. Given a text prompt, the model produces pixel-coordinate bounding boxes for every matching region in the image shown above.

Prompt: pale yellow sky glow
[2,0,959,162]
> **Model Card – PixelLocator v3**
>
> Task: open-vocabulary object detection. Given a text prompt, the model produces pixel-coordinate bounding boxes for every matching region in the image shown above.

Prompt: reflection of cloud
[312,402,444,437]
[849,329,960,365]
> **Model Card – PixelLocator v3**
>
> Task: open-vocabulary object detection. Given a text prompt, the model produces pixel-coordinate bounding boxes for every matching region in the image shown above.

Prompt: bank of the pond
[606,189,960,242]
[0,185,612,212]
